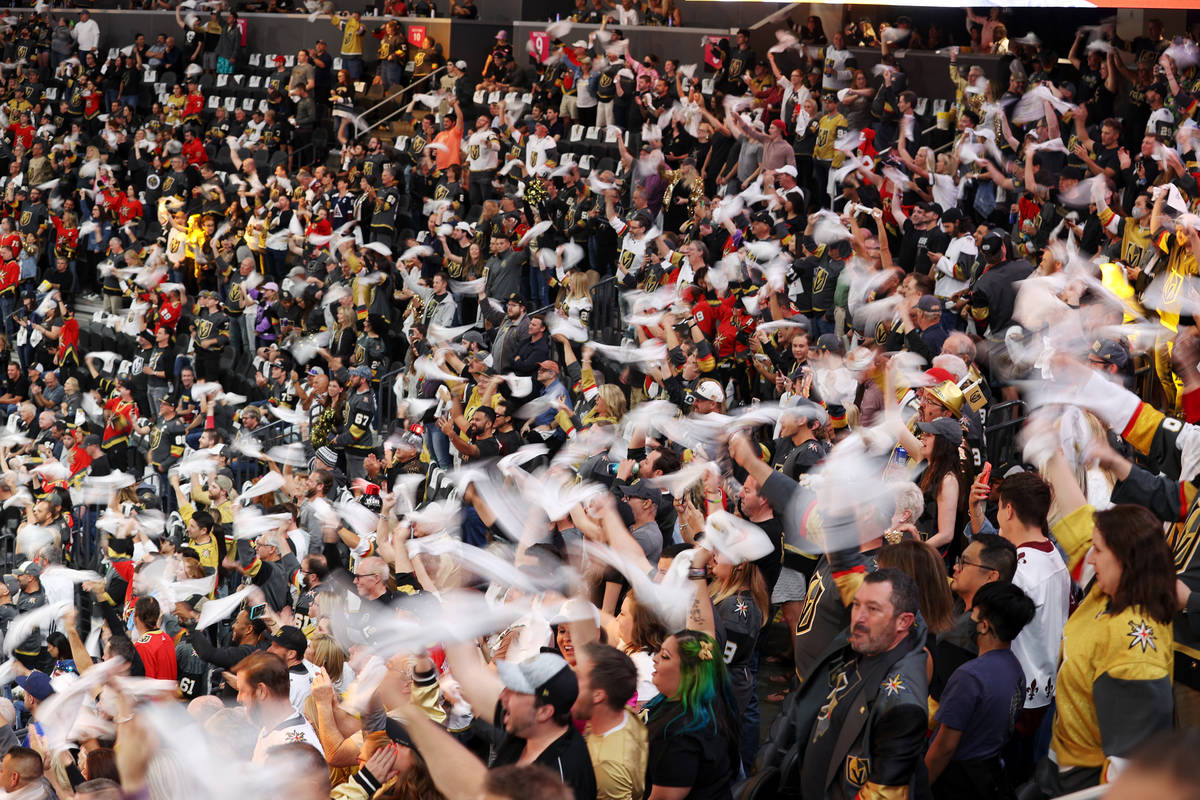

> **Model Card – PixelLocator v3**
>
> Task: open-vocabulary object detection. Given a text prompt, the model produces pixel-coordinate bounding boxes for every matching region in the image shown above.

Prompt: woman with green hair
[645,629,740,800]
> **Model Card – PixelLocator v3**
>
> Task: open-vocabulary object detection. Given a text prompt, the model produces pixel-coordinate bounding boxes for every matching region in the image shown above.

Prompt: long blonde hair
[306,633,347,684]
[709,561,769,629]
[594,383,627,422]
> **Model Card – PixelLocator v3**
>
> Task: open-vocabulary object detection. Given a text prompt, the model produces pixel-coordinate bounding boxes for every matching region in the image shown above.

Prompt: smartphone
[249,603,267,621]
[979,461,992,486]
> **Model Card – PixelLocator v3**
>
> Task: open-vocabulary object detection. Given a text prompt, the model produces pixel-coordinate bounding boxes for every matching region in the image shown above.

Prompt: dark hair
[83,746,120,783]
[134,596,161,631]
[1093,505,1178,623]
[311,469,334,497]
[651,446,681,476]
[994,472,1052,536]
[475,405,496,423]
[877,541,955,634]
[5,747,42,782]
[46,631,70,658]
[234,651,291,699]
[303,553,329,581]
[621,593,668,655]
[972,582,1035,643]
[485,765,573,800]
[972,533,1018,582]
[581,642,638,711]
[192,509,215,533]
[863,567,919,617]
[105,635,145,676]
[660,543,690,561]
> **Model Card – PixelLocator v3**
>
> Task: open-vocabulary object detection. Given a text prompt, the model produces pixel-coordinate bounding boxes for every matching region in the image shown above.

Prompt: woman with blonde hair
[306,633,354,692]
[559,270,592,326]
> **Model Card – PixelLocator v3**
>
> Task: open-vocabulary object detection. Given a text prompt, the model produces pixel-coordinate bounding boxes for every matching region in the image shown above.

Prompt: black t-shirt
[752,515,784,593]
[645,700,735,800]
[495,428,523,456]
[473,434,501,459]
[490,702,596,800]
[0,374,28,401]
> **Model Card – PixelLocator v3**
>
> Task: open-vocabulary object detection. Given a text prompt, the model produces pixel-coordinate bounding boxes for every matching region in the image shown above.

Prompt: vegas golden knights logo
[795,572,825,636]
[813,267,828,295]
[1168,506,1200,573]
[197,320,213,339]
[845,756,869,787]
[19,212,30,227]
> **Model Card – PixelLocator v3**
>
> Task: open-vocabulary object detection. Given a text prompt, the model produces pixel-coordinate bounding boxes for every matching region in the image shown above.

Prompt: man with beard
[298,469,335,555]
[237,652,323,763]
[333,366,377,480]
[293,554,328,630]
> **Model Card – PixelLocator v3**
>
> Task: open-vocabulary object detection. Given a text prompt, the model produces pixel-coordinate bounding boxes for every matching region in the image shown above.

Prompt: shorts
[770,566,807,604]
[217,56,235,75]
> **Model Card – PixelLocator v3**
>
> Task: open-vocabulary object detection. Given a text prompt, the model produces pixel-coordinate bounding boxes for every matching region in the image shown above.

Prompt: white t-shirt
[288,663,316,713]
[1011,540,1070,709]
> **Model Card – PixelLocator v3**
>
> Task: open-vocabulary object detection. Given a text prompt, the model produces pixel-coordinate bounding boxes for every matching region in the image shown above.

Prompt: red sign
[528,31,550,64]
[408,25,426,48]
[703,36,724,69]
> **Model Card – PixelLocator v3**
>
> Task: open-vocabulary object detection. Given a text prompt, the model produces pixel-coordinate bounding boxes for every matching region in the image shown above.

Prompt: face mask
[968,619,984,647]
[1131,205,1147,219]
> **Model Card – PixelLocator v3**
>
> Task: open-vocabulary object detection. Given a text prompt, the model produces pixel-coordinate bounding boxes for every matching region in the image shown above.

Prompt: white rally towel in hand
[241,471,285,502]
[3,601,70,654]
[196,586,254,630]
[702,511,775,564]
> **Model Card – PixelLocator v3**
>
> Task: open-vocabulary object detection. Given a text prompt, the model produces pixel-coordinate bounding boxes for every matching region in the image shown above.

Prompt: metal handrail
[355,66,448,140]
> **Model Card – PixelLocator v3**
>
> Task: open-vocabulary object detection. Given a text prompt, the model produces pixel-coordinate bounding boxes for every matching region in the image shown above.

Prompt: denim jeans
[425,426,452,470]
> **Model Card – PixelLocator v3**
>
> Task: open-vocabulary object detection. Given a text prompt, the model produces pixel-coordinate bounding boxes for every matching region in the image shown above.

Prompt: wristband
[687,568,707,581]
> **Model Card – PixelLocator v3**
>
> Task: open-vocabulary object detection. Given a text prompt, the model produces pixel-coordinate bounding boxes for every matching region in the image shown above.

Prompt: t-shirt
[491,702,596,800]
[630,521,663,564]
[933,648,1025,762]
[586,711,648,800]
[645,700,734,800]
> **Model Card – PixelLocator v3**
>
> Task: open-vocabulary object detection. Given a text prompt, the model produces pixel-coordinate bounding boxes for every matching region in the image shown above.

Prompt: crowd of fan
[1,2,1200,800]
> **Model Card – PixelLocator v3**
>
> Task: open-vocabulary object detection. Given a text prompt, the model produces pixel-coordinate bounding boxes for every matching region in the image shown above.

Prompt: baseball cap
[917,416,963,445]
[454,59,467,70]
[14,561,40,578]
[695,378,725,404]
[618,481,660,501]
[505,293,523,305]
[307,366,326,377]
[776,165,798,178]
[813,333,845,356]
[213,474,234,494]
[83,434,102,448]
[15,671,53,702]
[273,55,286,64]
[917,201,942,217]
[770,119,786,133]
[495,30,508,39]
[350,366,372,379]
[495,652,578,715]
[262,281,280,292]
[537,360,559,374]
[915,295,942,313]
[270,625,308,658]
[942,208,965,225]
[979,231,1004,259]
[1090,337,1130,367]
[463,330,485,346]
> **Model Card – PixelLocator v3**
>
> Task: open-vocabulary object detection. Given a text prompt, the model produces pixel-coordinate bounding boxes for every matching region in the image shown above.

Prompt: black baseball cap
[269,625,308,658]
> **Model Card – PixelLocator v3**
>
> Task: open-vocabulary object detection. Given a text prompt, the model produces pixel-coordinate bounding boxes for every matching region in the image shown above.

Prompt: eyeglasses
[352,573,378,580]
[954,556,994,572]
